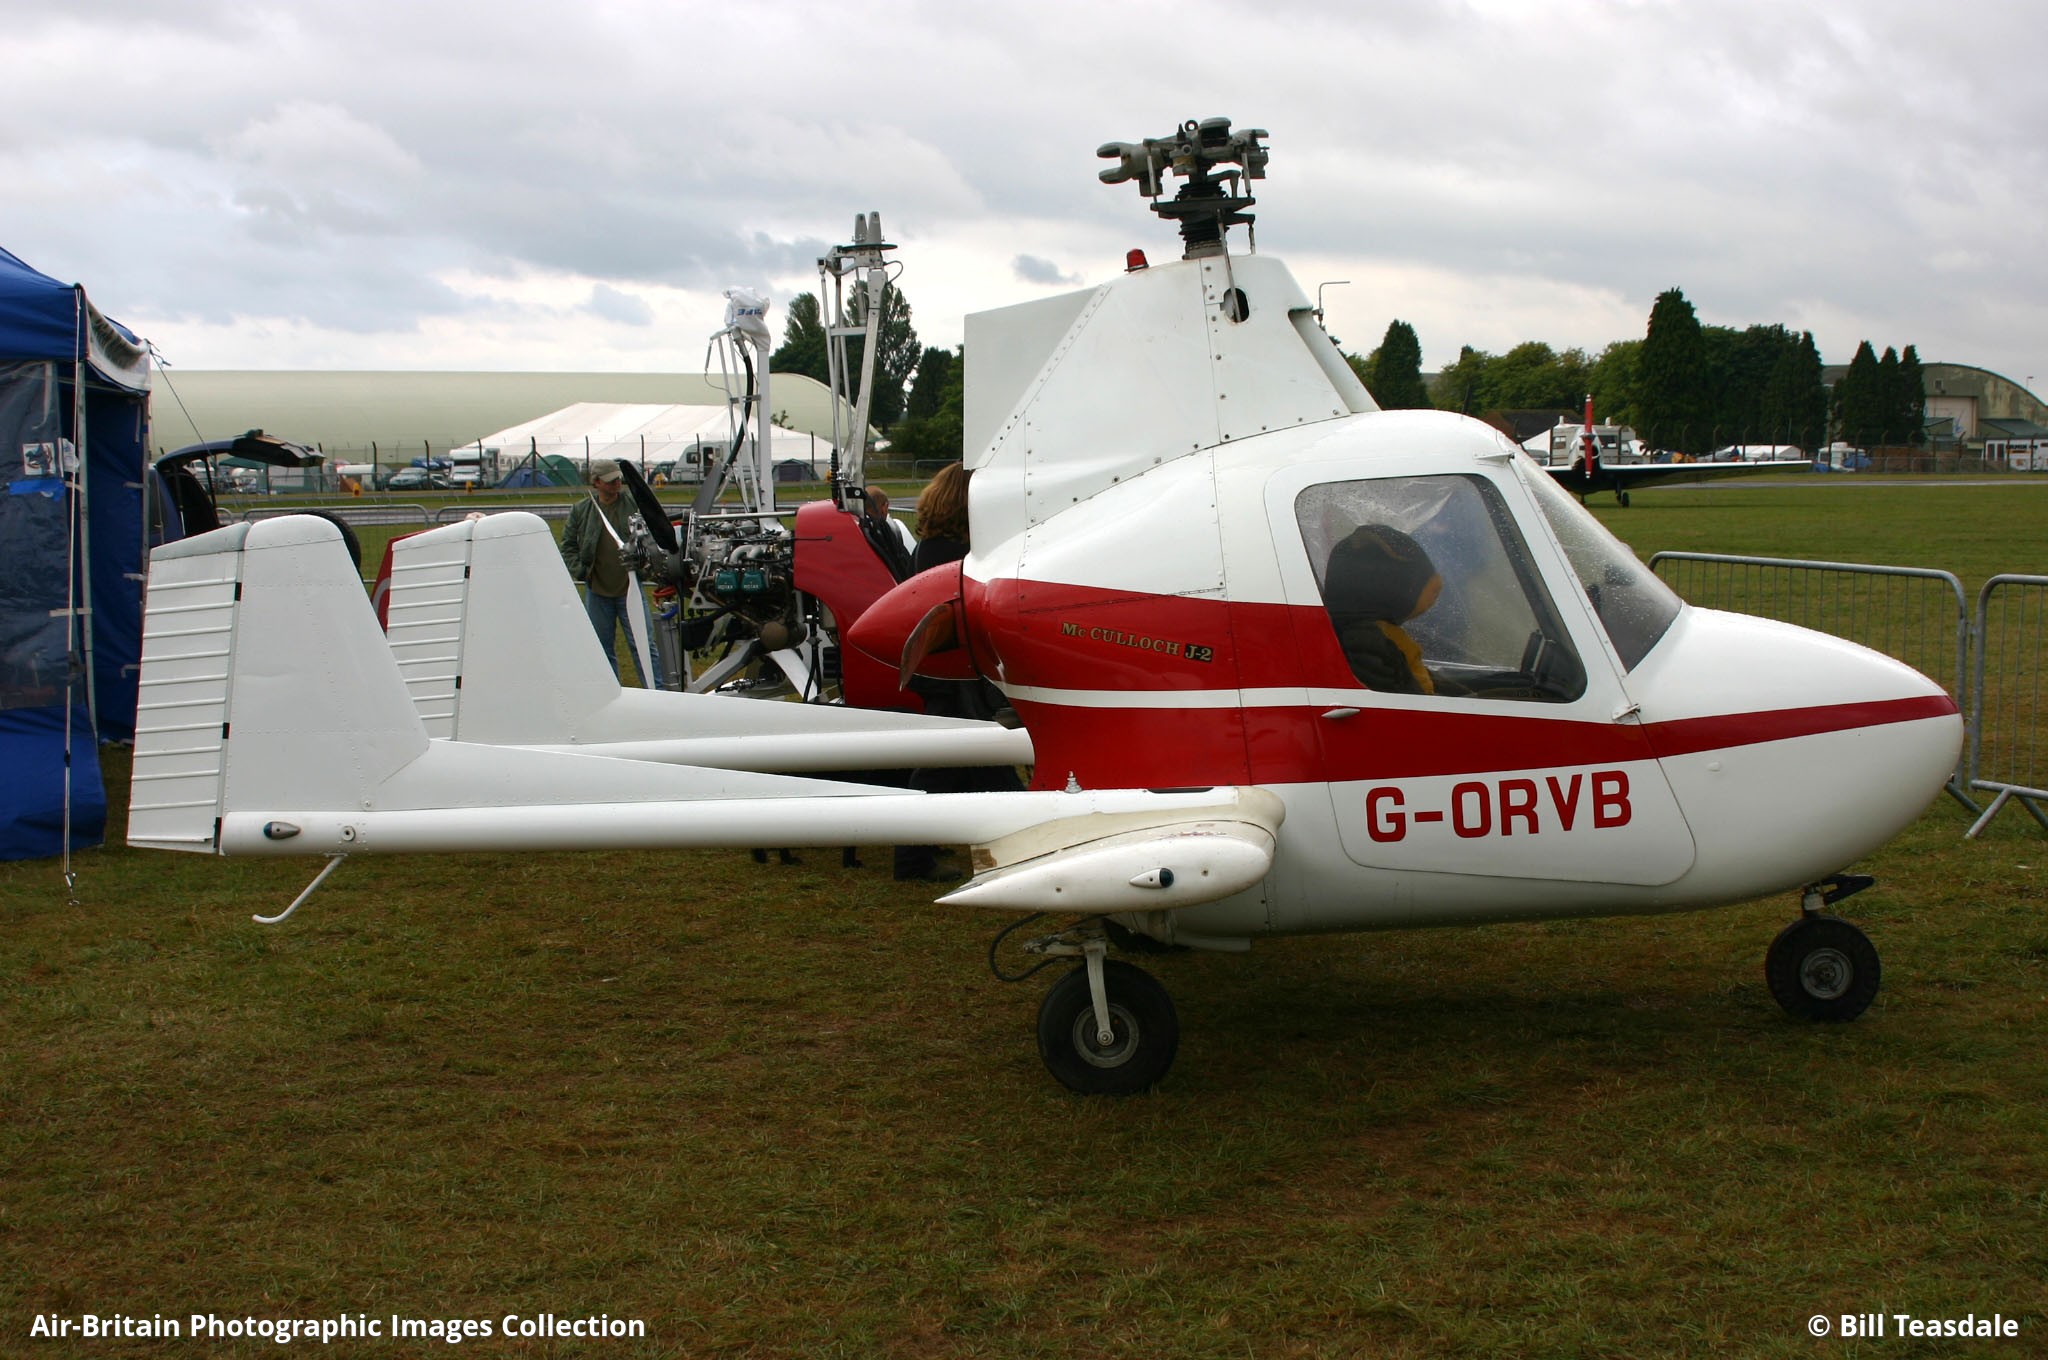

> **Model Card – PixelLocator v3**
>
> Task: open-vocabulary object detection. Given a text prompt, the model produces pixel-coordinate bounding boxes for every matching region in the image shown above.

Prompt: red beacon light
[1125,249,1149,272]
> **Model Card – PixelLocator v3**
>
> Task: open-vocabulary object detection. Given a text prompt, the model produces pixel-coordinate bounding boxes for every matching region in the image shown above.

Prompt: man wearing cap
[560,458,660,688]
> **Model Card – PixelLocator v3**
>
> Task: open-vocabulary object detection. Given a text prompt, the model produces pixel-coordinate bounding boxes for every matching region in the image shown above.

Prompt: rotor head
[1097,117,1270,257]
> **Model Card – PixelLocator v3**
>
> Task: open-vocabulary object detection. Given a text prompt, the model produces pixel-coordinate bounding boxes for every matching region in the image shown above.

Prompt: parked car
[381,466,454,491]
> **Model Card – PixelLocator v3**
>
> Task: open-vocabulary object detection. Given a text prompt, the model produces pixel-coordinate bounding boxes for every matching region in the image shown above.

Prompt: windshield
[1516,459,1682,670]
[1297,473,1586,703]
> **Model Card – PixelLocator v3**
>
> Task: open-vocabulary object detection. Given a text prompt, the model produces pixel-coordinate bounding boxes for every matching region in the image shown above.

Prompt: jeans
[584,587,665,689]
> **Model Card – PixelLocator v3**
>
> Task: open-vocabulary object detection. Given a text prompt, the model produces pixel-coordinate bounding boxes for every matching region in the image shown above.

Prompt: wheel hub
[1072,1005,1140,1068]
[1800,947,1854,1000]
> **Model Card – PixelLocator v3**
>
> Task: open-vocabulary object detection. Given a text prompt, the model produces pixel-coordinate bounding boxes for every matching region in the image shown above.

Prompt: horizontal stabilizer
[386,512,1033,770]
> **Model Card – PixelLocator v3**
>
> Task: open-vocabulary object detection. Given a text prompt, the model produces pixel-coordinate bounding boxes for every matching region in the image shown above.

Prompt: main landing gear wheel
[1036,959,1179,1096]
[1765,914,1880,1022]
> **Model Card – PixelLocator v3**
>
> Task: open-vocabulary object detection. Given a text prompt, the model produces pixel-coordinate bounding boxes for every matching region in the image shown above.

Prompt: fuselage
[931,409,1957,944]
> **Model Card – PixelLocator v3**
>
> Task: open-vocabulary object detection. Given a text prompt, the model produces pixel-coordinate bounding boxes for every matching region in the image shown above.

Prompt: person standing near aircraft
[910,463,970,572]
[894,462,1020,880]
[863,486,917,555]
[560,459,662,689]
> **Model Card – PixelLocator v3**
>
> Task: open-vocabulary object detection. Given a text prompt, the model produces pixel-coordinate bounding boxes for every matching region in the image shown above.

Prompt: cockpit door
[1265,455,1696,887]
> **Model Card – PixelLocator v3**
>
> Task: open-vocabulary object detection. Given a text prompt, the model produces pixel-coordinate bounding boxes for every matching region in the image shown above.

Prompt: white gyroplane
[130,118,1962,1094]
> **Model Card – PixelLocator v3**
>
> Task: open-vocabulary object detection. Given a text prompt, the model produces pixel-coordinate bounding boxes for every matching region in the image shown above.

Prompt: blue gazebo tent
[0,247,151,860]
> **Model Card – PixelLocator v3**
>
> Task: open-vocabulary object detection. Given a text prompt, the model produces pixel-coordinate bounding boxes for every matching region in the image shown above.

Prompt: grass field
[4,479,2046,1358]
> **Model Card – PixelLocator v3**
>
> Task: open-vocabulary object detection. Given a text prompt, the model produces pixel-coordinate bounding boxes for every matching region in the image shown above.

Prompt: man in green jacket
[560,459,663,688]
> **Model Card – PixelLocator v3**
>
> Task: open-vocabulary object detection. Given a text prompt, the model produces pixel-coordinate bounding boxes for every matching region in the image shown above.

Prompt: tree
[1487,342,1592,411]
[1588,340,1642,427]
[1877,346,1904,444]
[903,346,954,423]
[1896,344,1926,446]
[1836,341,1884,447]
[1636,288,1708,453]
[887,345,965,464]
[1433,345,1493,414]
[770,293,829,385]
[842,285,920,429]
[1795,332,1828,451]
[772,286,921,429]
[1364,320,1430,409]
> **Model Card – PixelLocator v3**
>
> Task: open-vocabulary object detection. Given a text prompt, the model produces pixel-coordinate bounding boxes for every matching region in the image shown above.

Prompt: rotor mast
[819,212,896,496]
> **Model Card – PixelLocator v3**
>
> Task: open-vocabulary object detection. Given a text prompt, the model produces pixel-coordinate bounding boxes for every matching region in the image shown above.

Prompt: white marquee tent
[460,402,834,480]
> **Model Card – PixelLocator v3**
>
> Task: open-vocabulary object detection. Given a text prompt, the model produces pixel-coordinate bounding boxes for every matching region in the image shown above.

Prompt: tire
[1765,914,1880,1022]
[1035,959,1178,1095]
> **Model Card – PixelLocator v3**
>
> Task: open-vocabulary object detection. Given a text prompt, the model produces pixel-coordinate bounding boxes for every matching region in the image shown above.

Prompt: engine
[684,517,798,627]
[619,511,801,635]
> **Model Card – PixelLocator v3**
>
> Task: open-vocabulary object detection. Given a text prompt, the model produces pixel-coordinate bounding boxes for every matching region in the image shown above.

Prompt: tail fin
[129,517,430,852]
[383,512,619,742]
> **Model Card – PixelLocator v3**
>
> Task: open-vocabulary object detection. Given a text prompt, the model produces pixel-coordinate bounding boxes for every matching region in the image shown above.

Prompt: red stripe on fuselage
[965,578,1349,693]
[1009,693,1957,792]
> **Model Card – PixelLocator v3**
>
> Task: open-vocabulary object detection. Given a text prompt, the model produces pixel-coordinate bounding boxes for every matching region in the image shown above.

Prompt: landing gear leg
[1765,875,1881,1022]
[1026,923,1179,1095]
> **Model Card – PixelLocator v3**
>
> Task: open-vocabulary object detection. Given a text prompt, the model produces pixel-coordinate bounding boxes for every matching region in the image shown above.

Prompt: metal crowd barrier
[1648,552,1977,813]
[1967,575,2048,838]
[239,502,434,529]
[233,501,580,529]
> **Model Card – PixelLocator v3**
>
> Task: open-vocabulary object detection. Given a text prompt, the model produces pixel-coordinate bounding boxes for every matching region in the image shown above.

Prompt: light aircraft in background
[129,118,1961,1094]
[1539,394,1808,507]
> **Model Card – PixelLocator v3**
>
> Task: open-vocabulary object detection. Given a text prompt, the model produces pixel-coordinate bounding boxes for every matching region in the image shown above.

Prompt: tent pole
[72,289,98,735]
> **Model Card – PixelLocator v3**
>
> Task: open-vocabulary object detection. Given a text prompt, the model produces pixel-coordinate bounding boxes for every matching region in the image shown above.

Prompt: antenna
[1096,117,1269,259]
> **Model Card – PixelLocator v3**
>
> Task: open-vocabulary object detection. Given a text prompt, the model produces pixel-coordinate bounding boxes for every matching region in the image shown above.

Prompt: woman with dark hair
[911,461,971,571]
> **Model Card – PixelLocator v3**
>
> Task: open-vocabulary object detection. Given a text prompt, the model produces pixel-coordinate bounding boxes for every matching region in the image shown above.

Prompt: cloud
[4,0,2042,383]
[1012,254,1082,287]
[585,283,655,327]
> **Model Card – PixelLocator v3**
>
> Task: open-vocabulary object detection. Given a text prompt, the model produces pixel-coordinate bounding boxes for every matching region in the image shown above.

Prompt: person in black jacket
[895,463,1020,880]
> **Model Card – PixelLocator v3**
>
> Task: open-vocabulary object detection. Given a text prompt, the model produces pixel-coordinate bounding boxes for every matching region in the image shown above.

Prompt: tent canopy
[0,246,150,391]
[462,401,828,474]
[0,246,150,860]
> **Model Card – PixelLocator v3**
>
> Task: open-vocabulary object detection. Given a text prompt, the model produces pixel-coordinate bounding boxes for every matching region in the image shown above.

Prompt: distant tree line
[771,276,1926,466]
[1833,340,1927,448]
[1351,289,1923,454]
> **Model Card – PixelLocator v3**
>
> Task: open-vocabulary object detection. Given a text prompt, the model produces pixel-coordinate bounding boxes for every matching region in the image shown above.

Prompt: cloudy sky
[9,0,2044,386]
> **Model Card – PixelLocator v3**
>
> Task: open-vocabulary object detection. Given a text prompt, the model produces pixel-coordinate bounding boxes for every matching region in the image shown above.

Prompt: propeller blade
[617,459,679,555]
[899,600,962,689]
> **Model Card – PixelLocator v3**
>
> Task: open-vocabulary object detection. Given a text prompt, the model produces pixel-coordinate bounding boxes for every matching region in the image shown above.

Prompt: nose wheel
[1766,881,1882,1022]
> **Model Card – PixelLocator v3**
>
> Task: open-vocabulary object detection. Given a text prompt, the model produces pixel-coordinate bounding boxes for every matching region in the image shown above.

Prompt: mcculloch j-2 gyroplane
[129,117,1962,1094]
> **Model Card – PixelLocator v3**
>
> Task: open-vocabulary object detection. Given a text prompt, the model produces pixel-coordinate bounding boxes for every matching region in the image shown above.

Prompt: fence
[239,501,580,531]
[1968,575,2048,837]
[1648,552,2044,837]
